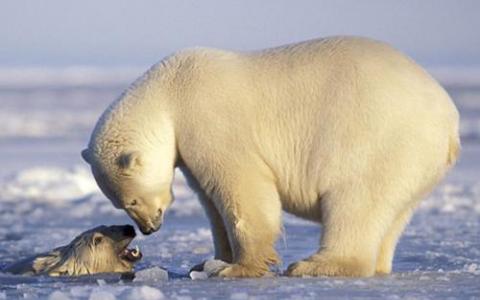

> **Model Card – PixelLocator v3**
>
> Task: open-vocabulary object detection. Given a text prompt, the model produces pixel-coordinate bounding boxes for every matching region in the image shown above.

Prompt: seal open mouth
[119,245,143,262]
[114,225,143,263]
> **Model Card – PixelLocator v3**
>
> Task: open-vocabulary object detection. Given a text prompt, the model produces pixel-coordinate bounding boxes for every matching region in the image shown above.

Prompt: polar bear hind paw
[285,256,375,277]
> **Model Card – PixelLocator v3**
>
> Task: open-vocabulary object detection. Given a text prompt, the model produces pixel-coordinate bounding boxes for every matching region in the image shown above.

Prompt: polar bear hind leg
[375,207,414,274]
[286,185,399,277]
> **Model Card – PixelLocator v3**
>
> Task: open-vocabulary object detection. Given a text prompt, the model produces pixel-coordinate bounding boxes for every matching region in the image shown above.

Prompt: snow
[48,291,70,300]
[0,72,479,299]
[230,292,249,300]
[134,267,169,283]
[0,166,98,204]
[88,290,116,300]
[125,286,165,300]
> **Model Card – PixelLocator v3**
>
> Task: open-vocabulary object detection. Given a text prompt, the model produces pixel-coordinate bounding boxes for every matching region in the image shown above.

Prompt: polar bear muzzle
[126,206,163,235]
[81,147,171,234]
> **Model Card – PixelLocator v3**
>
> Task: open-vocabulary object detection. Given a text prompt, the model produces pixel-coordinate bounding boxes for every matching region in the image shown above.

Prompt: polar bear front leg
[286,189,391,277]
[198,193,233,262]
[213,174,282,278]
[190,193,233,273]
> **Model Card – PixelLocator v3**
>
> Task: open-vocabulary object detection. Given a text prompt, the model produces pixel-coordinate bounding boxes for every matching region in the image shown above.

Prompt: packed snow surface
[0,70,479,299]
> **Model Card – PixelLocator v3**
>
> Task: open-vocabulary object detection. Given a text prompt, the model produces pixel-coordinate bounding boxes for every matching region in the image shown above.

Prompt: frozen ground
[0,69,479,299]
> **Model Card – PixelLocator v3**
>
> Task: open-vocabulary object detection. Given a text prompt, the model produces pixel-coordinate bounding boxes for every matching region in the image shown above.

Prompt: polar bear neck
[89,63,175,169]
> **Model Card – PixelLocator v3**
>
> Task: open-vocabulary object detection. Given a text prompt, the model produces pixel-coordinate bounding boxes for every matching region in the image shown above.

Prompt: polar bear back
[86,37,459,221]
[170,37,458,211]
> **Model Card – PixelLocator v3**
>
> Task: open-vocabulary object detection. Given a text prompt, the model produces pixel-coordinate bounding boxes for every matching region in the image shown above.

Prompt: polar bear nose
[140,223,161,235]
[140,210,163,235]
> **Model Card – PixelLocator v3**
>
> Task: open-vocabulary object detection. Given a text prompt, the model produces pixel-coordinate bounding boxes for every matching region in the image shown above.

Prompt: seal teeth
[132,245,140,257]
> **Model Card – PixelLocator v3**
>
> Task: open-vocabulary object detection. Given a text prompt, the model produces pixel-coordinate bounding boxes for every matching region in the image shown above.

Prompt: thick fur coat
[82,36,460,277]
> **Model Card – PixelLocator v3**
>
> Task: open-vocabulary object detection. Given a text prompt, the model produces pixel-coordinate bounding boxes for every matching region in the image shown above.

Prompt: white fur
[83,36,460,277]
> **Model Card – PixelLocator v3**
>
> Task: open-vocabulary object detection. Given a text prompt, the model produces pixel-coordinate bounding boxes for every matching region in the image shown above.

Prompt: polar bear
[81,36,460,277]
[3,225,142,276]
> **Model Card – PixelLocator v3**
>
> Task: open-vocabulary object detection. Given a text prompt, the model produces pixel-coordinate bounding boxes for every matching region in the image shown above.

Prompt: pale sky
[0,0,479,67]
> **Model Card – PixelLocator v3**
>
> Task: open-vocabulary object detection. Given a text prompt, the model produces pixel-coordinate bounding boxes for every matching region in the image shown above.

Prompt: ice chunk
[464,263,479,274]
[134,267,169,282]
[48,291,70,300]
[189,259,230,279]
[189,271,208,280]
[125,286,164,300]
[96,279,106,286]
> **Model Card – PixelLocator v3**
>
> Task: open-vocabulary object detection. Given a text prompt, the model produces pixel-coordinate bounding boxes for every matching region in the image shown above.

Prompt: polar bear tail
[447,133,460,167]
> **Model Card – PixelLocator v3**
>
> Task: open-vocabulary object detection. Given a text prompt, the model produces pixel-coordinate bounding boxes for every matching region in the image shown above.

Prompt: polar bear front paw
[285,255,375,277]
[190,259,275,278]
[217,263,272,278]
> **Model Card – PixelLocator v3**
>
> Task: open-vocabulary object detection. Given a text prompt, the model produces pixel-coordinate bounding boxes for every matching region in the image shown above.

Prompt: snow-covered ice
[134,267,169,283]
[125,286,165,300]
[0,70,479,299]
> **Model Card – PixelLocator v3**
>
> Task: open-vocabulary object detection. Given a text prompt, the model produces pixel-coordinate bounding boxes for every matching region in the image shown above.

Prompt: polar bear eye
[129,199,138,206]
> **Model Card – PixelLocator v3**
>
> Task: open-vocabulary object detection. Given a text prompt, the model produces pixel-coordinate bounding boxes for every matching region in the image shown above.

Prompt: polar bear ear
[117,151,143,171]
[81,149,91,164]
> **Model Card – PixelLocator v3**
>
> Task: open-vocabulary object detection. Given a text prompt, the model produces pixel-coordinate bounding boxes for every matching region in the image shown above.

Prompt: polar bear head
[82,65,178,235]
[81,105,177,235]
[82,147,175,235]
